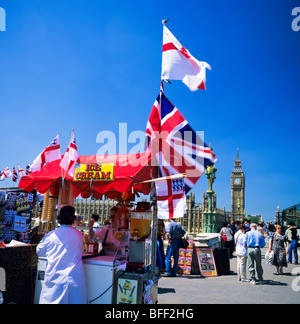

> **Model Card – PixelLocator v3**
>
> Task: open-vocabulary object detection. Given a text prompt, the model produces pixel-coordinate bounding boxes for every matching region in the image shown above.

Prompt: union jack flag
[12,167,18,182]
[145,90,217,193]
[26,164,32,175]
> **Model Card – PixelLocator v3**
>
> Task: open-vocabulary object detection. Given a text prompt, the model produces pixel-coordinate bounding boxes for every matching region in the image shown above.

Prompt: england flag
[29,134,61,172]
[156,178,187,219]
[0,166,12,181]
[18,165,26,178]
[60,130,79,177]
[161,25,211,91]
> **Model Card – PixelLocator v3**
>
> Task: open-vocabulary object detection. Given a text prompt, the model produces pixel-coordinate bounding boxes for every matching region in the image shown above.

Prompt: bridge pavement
[158,244,300,304]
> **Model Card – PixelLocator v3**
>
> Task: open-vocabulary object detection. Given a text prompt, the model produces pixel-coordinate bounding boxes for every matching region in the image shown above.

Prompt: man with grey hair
[243,223,266,285]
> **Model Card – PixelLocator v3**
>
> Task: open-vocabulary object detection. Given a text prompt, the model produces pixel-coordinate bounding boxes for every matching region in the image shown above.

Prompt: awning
[18,152,154,199]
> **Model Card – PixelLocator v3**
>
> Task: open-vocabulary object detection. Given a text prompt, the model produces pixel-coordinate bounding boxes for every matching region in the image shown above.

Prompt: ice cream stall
[19,152,160,304]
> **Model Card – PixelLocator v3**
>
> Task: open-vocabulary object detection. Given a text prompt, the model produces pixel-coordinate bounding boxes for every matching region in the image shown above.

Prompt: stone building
[74,192,228,234]
[74,197,118,224]
[178,192,227,234]
[231,148,245,222]
[74,151,244,234]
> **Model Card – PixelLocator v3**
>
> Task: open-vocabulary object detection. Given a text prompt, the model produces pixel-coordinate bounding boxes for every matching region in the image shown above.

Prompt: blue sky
[0,0,299,222]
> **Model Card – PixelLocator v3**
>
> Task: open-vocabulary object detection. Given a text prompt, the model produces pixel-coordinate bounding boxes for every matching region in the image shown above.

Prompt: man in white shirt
[89,214,101,231]
[234,224,250,282]
[36,206,88,304]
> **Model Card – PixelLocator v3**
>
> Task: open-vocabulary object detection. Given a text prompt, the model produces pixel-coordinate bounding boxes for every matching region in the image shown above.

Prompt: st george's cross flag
[60,130,79,177]
[161,25,211,91]
[18,165,26,178]
[29,134,61,172]
[156,177,187,219]
[0,166,12,181]
[145,90,217,194]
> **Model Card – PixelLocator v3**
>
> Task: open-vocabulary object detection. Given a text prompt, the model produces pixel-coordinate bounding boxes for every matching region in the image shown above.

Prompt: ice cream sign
[74,163,114,181]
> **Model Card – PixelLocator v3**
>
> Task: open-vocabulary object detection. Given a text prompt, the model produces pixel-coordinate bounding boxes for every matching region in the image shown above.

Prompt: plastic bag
[265,250,274,266]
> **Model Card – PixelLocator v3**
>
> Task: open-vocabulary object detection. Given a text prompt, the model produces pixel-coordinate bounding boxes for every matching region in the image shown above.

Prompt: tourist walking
[220,222,234,258]
[269,225,288,275]
[267,221,276,239]
[286,222,299,265]
[234,224,250,282]
[243,223,266,285]
[244,219,251,233]
[164,219,186,277]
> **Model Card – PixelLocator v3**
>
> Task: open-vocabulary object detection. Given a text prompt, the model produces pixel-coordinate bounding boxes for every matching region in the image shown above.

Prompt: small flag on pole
[60,130,79,177]
[26,164,31,175]
[18,165,26,178]
[29,134,61,172]
[12,167,18,182]
[0,166,12,181]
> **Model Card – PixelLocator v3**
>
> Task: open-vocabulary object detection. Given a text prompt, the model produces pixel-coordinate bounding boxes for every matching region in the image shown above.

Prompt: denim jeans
[165,239,180,276]
[288,240,298,263]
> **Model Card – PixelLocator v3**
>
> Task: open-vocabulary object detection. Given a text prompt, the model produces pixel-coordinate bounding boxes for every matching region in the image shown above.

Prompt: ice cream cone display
[46,193,57,232]
[57,182,74,208]
[40,189,50,233]
[40,186,58,233]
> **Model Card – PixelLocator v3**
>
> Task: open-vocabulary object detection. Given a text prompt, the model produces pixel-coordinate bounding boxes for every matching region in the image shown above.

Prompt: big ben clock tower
[231,148,245,222]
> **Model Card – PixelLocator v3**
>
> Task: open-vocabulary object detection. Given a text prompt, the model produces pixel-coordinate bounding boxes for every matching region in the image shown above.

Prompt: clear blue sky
[0,0,299,222]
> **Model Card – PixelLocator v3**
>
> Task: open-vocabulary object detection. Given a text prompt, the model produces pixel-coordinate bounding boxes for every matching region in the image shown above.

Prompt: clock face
[234,178,241,185]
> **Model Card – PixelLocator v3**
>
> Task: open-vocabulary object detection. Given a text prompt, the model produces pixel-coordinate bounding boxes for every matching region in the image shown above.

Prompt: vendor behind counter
[88,206,130,258]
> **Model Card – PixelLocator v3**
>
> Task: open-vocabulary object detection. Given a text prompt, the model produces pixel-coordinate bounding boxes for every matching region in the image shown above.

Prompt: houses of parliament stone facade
[74,149,244,234]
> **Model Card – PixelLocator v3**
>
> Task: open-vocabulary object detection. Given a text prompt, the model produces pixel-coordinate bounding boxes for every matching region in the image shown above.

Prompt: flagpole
[134,173,186,186]
[59,130,66,192]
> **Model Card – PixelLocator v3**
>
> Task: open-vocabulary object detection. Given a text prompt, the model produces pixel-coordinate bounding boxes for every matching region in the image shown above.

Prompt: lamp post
[237,198,240,222]
[203,147,217,233]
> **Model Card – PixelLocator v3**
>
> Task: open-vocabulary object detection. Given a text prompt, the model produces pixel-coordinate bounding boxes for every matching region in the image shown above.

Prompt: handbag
[179,237,189,249]
[221,234,227,242]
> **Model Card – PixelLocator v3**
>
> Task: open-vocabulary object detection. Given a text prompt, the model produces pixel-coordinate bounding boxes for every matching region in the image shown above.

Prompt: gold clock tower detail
[231,148,245,221]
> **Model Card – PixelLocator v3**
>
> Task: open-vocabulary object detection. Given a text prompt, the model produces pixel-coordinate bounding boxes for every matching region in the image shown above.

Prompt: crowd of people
[35,205,299,303]
[219,220,299,284]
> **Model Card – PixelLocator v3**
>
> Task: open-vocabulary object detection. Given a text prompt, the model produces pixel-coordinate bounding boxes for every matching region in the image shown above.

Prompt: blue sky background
[0,0,299,222]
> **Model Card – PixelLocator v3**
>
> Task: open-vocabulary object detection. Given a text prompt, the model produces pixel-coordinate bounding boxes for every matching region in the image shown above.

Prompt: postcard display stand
[0,192,32,244]
[178,239,194,275]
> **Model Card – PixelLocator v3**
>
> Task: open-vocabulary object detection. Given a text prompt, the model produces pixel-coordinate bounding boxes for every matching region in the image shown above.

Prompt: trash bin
[213,247,230,276]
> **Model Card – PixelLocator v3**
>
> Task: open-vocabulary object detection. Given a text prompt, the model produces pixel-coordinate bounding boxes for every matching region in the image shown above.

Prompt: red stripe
[70,143,77,150]
[41,152,46,166]
[157,193,184,201]
[162,42,177,52]
[67,160,75,173]
[167,180,174,219]
[44,144,60,152]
